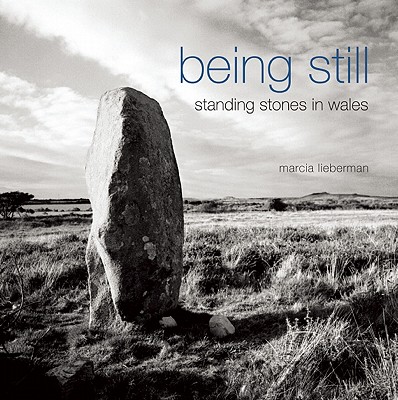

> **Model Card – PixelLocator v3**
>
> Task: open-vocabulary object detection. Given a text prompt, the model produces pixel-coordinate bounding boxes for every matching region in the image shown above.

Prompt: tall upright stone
[85,87,184,329]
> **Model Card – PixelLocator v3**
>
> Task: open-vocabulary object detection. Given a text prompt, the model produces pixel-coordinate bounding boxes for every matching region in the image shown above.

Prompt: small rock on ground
[209,315,235,338]
[159,316,177,328]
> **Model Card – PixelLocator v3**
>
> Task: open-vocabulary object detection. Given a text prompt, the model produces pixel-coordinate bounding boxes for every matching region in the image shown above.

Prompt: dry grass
[0,211,398,399]
[185,209,398,228]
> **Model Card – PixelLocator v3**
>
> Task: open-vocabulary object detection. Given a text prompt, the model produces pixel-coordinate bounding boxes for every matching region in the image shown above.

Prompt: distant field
[3,209,397,244]
[185,209,398,228]
[5,210,398,242]
[22,191,398,218]
[184,192,398,212]
[26,203,92,216]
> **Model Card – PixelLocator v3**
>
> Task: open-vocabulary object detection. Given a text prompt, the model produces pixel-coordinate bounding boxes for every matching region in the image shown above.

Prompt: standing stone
[86,87,184,328]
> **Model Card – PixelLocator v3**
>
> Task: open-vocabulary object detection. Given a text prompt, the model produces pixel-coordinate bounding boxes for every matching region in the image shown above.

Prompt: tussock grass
[181,224,397,304]
[1,213,398,399]
[0,234,87,302]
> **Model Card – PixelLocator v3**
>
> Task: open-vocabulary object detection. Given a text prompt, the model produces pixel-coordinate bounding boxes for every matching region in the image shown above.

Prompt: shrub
[195,200,219,213]
[269,198,288,211]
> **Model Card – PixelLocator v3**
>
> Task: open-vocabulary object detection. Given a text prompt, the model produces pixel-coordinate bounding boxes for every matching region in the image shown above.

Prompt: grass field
[1,210,398,399]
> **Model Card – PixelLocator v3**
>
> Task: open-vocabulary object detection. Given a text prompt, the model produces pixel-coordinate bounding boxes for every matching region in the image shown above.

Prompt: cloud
[0,114,18,130]
[0,0,208,100]
[0,1,395,106]
[0,71,96,150]
[0,71,97,196]
[0,0,397,197]
[0,155,87,197]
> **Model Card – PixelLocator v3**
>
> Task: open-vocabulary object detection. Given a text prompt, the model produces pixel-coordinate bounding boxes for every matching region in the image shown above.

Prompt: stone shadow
[95,367,234,400]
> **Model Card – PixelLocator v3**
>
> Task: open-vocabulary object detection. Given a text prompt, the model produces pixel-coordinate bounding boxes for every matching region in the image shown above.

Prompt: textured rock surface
[86,87,184,328]
[159,316,177,328]
[209,315,235,338]
[46,359,95,400]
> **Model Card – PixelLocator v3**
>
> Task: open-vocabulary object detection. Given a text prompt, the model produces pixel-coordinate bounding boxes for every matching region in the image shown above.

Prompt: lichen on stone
[144,242,156,260]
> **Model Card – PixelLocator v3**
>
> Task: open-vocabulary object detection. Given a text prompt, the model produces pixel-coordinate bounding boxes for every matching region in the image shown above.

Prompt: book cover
[0,1,397,399]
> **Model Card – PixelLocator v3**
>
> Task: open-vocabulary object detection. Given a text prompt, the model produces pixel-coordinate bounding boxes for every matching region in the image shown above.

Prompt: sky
[0,0,397,199]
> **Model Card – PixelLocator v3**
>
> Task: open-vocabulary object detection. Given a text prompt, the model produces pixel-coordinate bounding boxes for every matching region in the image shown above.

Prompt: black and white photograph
[0,1,398,399]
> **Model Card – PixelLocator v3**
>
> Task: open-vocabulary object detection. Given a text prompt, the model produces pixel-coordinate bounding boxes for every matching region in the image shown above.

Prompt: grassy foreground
[1,211,398,399]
